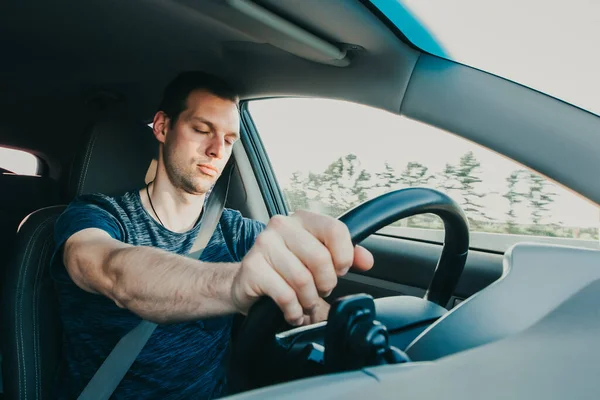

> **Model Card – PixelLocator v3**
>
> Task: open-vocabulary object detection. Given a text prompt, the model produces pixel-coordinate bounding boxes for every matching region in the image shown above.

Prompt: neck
[141,170,206,233]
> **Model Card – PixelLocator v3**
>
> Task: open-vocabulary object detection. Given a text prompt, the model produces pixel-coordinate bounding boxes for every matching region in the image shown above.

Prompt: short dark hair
[158,71,239,125]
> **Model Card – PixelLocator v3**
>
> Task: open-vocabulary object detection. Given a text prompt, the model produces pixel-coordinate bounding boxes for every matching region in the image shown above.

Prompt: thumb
[351,245,374,272]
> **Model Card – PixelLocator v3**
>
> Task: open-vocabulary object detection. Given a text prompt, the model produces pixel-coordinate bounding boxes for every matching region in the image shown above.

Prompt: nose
[206,134,225,159]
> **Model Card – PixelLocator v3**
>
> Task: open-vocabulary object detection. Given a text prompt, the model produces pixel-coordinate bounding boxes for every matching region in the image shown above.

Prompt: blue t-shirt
[51,190,265,399]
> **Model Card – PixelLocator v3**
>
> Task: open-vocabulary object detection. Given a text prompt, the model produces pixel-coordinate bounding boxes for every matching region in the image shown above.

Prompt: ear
[152,111,170,144]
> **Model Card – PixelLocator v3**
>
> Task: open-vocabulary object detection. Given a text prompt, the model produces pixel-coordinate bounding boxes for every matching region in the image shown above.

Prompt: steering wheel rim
[341,187,470,305]
[231,188,469,389]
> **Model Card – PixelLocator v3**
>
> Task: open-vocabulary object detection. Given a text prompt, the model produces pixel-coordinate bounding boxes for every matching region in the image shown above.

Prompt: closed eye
[226,136,240,145]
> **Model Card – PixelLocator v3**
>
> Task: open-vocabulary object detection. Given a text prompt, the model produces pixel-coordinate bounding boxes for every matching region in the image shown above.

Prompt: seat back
[2,206,66,399]
[0,172,61,397]
[0,175,60,297]
[1,116,157,399]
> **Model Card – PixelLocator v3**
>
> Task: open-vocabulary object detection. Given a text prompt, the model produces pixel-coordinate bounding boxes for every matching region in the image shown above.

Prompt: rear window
[0,146,40,176]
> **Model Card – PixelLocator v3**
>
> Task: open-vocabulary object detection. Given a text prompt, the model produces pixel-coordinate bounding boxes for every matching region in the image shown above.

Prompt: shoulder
[219,208,265,236]
[219,208,266,261]
[65,191,141,217]
[66,192,125,212]
[55,192,134,244]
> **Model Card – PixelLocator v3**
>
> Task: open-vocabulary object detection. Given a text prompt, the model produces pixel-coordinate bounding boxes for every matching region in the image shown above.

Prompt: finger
[291,211,354,274]
[247,251,305,325]
[310,299,330,323]
[301,315,312,326]
[260,228,321,313]
[351,245,374,272]
[269,215,338,297]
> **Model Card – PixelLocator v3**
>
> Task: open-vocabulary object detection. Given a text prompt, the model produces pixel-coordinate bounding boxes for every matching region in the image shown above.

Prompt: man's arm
[64,228,239,324]
[65,211,374,326]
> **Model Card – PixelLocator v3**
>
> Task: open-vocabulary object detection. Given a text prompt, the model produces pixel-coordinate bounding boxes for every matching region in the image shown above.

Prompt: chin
[190,178,215,195]
[167,166,215,195]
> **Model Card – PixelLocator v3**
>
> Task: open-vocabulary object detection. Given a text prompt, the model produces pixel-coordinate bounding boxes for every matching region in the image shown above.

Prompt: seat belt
[78,162,235,400]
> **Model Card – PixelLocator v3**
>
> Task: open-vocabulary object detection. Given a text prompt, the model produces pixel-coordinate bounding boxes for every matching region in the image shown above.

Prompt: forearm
[103,245,240,323]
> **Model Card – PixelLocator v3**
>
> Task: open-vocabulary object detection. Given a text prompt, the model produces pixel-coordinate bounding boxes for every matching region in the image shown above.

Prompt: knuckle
[291,209,310,220]
[253,230,274,248]
[291,269,313,289]
[303,299,319,312]
[318,275,338,294]
[337,251,354,269]
[324,218,344,238]
[333,220,351,239]
[242,252,262,273]
[287,311,303,323]
[268,214,288,230]
[274,289,296,308]
[312,248,333,268]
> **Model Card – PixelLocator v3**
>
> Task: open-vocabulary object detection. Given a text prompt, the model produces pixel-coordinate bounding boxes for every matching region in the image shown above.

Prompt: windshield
[371,0,600,116]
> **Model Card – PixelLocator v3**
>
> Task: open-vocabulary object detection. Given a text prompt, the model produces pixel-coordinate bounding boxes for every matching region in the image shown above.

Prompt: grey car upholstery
[1,116,157,400]
[66,117,158,199]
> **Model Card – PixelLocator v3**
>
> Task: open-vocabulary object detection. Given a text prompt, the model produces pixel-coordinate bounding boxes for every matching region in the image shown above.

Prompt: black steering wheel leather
[231,188,469,390]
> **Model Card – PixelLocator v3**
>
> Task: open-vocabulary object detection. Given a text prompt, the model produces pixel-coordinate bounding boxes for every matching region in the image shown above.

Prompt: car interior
[2,0,600,399]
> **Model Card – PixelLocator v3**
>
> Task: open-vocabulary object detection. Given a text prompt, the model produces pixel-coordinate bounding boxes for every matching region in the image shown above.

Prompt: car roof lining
[0,0,418,167]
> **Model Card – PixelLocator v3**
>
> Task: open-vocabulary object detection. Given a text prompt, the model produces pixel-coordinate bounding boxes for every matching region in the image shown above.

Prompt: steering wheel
[230,188,469,390]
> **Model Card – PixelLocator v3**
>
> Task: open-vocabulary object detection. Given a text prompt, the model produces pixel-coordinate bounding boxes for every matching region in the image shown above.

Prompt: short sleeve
[54,195,124,249]
[236,217,266,259]
[51,195,125,274]
[220,209,266,261]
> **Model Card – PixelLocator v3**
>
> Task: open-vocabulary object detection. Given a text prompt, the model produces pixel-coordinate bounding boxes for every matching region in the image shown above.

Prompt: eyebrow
[191,116,240,139]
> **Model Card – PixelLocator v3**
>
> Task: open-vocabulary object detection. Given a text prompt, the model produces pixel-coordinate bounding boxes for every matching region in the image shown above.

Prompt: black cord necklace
[146,181,166,227]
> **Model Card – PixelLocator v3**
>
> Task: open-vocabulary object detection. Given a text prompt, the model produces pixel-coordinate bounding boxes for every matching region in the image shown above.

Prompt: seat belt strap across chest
[78,162,235,400]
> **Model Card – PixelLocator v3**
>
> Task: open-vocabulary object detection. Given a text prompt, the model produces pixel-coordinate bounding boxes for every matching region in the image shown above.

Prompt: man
[52,72,374,399]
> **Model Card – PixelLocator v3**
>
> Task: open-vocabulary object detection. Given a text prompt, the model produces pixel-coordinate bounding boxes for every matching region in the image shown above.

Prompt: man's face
[154,90,240,194]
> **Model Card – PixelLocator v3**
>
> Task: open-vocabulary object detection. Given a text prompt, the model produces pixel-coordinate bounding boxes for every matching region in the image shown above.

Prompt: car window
[248,98,600,252]
[0,146,40,176]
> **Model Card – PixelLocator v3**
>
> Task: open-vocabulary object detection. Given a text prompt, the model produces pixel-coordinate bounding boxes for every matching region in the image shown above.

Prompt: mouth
[197,164,218,177]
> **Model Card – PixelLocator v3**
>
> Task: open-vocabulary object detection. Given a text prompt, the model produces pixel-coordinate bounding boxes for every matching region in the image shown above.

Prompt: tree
[376,161,400,191]
[398,162,434,187]
[319,157,345,215]
[437,163,459,193]
[453,152,490,226]
[525,172,557,235]
[305,172,323,201]
[317,154,373,216]
[503,170,527,234]
[283,171,309,212]
[397,162,437,228]
[352,169,372,204]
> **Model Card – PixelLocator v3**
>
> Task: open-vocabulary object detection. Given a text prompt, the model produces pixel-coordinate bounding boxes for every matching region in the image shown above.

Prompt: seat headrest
[67,116,157,199]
